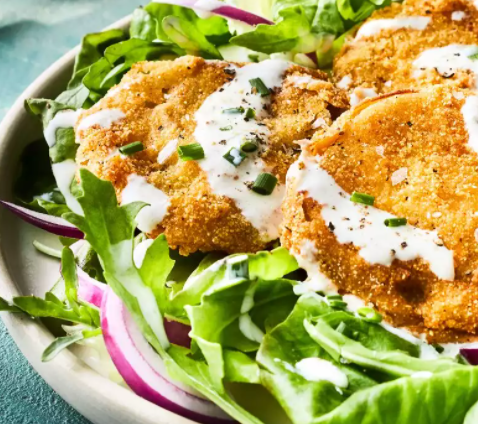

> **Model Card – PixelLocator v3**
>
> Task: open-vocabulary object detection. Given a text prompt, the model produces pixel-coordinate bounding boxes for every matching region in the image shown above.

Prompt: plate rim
[0,15,196,424]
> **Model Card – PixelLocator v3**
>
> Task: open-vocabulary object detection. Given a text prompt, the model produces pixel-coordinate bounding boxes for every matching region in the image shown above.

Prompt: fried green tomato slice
[333,0,478,102]
[282,86,478,343]
[75,56,347,255]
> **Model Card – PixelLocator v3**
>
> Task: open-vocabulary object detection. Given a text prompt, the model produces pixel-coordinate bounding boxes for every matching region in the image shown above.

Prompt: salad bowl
[0,15,193,424]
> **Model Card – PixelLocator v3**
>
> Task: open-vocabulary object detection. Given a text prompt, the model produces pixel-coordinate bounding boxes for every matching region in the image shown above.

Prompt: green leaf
[61,246,79,313]
[166,345,265,424]
[0,297,22,312]
[130,7,158,41]
[314,367,478,424]
[224,350,260,384]
[49,127,78,164]
[42,333,84,362]
[24,99,73,129]
[257,294,376,424]
[231,7,312,54]
[162,15,222,59]
[312,0,345,34]
[304,315,463,378]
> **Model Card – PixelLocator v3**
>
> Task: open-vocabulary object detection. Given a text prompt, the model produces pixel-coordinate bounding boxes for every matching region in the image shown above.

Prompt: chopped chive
[33,240,62,259]
[357,307,382,324]
[384,217,407,227]
[249,78,270,96]
[245,108,256,119]
[252,173,277,195]
[350,191,375,206]
[240,140,258,153]
[228,255,249,280]
[433,344,445,354]
[469,53,478,60]
[119,141,144,155]
[220,125,233,131]
[223,148,246,167]
[326,294,343,301]
[248,54,260,63]
[329,300,347,310]
[223,107,245,114]
[177,143,205,161]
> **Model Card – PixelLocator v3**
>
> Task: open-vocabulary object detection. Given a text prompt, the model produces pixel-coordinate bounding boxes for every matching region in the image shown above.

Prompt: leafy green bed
[5,1,478,423]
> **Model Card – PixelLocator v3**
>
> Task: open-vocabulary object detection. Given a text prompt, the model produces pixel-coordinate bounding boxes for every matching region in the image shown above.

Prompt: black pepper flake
[391,249,396,255]
[401,242,408,249]
[407,121,413,127]
[219,88,224,92]
[158,125,163,131]
[328,222,335,232]
[219,140,227,145]
[224,68,236,75]
[433,169,437,173]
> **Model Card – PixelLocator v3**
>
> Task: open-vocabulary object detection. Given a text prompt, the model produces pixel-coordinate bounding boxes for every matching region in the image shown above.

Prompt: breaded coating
[282,86,478,342]
[334,0,478,96]
[76,56,347,255]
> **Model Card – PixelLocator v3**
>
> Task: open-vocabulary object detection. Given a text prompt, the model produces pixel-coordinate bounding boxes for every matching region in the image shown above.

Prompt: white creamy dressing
[461,95,478,153]
[287,155,454,280]
[451,11,466,20]
[413,44,478,88]
[337,75,352,89]
[157,138,179,164]
[193,59,289,241]
[44,109,82,147]
[238,278,264,343]
[77,108,126,132]
[133,239,155,268]
[52,160,83,215]
[295,358,349,388]
[292,239,337,295]
[350,87,378,107]
[288,75,322,89]
[355,17,430,40]
[121,174,170,233]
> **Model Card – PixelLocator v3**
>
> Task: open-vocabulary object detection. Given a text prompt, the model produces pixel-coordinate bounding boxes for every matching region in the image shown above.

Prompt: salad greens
[6,0,478,423]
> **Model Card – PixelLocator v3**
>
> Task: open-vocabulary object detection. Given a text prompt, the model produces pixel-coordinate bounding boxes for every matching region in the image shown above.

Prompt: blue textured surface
[0,1,143,422]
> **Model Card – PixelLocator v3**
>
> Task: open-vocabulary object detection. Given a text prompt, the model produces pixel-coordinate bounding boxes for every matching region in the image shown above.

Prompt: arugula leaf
[131,7,158,41]
[0,297,22,312]
[42,328,102,362]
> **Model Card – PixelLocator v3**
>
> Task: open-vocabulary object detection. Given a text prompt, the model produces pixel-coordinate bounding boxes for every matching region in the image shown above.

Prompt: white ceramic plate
[0,16,196,424]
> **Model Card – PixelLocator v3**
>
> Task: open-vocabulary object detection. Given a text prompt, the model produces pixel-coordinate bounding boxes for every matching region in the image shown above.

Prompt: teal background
[0,1,142,422]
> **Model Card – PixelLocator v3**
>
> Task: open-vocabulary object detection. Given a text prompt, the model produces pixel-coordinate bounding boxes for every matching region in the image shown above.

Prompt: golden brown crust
[333,0,478,94]
[281,86,478,342]
[76,56,348,254]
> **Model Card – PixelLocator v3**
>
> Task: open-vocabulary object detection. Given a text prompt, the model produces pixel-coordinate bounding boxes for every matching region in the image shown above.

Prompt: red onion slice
[0,201,83,239]
[101,287,232,423]
[77,268,106,308]
[460,349,478,365]
[154,0,273,25]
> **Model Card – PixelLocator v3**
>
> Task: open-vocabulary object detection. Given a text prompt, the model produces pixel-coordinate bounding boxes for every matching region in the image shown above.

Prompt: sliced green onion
[252,173,278,195]
[350,191,375,206]
[220,125,233,131]
[240,140,258,153]
[326,294,343,301]
[223,107,245,114]
[329,300,347,310]
[119,141,144,155]
[249,78,270,96]
[223,148,246,167]
[227,255,249,280]
[433,344,445,354]
[33,240,62,259]
[248,54,260,63]
[177,143,205,161]
[357,307,382,323]
[384,218,407,227]
[469,53,478,60]
[245,108,256,119]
